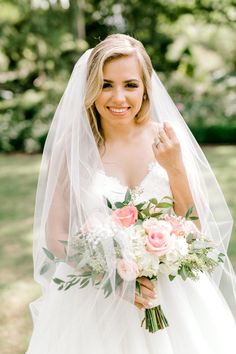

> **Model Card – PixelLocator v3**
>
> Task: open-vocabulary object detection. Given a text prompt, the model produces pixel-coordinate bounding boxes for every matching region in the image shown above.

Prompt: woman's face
[95,55,145,127]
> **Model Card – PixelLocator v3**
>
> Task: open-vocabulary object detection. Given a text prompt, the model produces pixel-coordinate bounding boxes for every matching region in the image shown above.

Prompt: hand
[152,122,184,173]
[134,277,157,310]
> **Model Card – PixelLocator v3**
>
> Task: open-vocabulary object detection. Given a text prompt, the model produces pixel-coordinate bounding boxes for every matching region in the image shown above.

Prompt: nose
[112,87,126,104]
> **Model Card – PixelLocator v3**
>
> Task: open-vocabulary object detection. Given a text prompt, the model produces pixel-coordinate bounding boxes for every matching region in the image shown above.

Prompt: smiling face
[95,55,145,129]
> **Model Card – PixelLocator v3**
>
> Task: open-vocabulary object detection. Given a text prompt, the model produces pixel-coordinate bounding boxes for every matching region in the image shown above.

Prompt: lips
[107,107,130,115]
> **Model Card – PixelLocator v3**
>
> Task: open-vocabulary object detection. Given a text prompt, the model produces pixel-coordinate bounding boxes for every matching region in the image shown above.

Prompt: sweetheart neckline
[99,161,159,192]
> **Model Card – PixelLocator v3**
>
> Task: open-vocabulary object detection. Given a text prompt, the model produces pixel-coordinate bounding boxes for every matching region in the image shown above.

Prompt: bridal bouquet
[40,189,224,333]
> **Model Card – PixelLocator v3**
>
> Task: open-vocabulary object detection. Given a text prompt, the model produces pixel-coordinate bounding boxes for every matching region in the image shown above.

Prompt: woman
[26,34,236,354]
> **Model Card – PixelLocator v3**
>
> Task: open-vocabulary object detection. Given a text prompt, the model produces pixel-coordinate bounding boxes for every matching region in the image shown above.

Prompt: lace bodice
[93,162,172,204]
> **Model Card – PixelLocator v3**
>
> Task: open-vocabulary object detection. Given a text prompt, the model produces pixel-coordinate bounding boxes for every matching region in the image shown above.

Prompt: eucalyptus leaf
[42,247,55,261]
[80,279,90,288]
[53,277,65,285]
[80,277,90,286]
[40,262,50,275]
[58,240,68,245]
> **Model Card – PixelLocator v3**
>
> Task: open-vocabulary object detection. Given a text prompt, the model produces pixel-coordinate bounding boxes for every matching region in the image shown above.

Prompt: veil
[30,47,236,343]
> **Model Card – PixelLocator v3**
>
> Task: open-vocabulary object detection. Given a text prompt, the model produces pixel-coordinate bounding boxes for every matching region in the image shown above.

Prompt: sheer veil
[30,46,236,340]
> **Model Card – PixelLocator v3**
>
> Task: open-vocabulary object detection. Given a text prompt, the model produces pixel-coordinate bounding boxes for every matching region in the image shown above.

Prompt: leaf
[169,274,176,281]
[142,208,150,216]
[40,262,50,275]
[115,273,123,289]
[53,277,65,284]
[115,202,125,208]
[135,202,145,210]
[58,240,68,245]
[42,247,55,261]
[106,198,112,209]
[149,198,158,205]
[79,271,92,277]
[162,196,174,201]
[80,277,90,286]
[124,189,131,204]
[150,212,162,218]
[185,207,193,219]
[80,279,90,288]
[189,216,199,220]
[156,202,173,208]
[178,265,189,281]
[219,253,225,258]
[136,281,141,295]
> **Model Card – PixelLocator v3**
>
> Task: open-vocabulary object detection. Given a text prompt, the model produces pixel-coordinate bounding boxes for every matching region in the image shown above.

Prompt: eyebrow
[103,79,140,83]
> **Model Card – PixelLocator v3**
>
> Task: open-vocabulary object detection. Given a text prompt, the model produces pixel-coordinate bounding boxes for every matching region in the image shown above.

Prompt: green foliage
[0,0,235,152]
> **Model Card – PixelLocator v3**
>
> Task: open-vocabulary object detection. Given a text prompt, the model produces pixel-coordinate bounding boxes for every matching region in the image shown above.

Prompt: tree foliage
[0,0,235,152]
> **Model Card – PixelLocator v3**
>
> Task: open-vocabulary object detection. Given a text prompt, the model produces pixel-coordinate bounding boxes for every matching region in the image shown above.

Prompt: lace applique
[94,161,172,205]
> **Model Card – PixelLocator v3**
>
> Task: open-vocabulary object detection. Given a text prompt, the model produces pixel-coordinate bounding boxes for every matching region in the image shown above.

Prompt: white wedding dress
[26,162,236,354]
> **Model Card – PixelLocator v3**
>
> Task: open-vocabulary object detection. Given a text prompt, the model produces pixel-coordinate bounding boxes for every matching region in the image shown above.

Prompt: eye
[126,83,138,88]
[102,82,112,89]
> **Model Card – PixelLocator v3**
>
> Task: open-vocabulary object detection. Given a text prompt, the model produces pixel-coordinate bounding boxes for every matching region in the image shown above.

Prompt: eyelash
[102,83,138,89]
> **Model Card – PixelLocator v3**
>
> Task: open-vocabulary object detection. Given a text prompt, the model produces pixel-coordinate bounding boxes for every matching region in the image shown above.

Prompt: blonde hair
[84,34,153,147]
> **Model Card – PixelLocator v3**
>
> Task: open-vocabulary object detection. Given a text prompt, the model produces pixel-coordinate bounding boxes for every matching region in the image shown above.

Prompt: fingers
[134,293,156,309]
[135,277,157,310]
[163,121,179,143]
[137,276,155,291]
[158,127,170,144]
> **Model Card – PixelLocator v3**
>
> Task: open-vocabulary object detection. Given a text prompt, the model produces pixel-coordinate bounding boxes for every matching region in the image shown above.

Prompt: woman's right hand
[134,277,157,310]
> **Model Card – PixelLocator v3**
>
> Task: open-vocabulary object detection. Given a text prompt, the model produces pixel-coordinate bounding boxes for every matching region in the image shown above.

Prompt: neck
[101,119,146,143]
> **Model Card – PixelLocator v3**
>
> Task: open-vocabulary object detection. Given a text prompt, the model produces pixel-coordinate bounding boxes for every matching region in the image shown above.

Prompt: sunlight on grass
[0,148,235,354]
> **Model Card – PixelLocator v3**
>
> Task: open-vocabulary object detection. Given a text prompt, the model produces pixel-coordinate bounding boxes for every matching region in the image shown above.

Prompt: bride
[26,34,236,354]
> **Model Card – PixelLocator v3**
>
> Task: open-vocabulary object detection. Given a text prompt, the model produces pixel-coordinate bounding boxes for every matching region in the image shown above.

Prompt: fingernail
[148,301,154,307]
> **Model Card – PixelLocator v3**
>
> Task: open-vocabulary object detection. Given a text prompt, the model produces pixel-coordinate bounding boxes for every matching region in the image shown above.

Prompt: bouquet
[40,189,224,333]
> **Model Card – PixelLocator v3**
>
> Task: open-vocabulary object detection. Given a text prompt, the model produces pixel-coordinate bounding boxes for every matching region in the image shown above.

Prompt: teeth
[109,108,128,113]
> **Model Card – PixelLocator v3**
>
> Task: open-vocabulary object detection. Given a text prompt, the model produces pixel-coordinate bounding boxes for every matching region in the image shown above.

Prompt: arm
[152,122,199,223]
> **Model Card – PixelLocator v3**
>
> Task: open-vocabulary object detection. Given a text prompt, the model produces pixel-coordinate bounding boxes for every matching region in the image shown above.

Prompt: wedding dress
[26,161,236,354]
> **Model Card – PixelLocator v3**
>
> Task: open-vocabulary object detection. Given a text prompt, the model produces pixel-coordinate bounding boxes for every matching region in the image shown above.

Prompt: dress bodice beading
[93,162,172,204]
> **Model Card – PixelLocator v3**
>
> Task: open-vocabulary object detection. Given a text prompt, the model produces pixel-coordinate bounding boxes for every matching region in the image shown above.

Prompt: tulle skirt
[26,267,236,354]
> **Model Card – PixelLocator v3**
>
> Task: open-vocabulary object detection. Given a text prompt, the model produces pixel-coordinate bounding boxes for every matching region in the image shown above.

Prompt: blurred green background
[0,0,235,353]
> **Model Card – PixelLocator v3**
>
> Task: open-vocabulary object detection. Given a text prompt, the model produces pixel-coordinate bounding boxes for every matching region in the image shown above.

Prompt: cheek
[95,94,107,112]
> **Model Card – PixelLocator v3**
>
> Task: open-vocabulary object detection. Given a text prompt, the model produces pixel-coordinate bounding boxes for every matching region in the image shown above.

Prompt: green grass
[0,148,235,354]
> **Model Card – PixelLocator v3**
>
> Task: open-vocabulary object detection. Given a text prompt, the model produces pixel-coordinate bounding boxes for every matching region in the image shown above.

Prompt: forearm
[167,163,197,218]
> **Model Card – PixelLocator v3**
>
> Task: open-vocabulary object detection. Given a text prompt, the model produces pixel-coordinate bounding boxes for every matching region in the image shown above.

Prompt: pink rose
[117,259,139,281]
[145,222,172,256]
[112,206,138,228]
[163,214,186,237]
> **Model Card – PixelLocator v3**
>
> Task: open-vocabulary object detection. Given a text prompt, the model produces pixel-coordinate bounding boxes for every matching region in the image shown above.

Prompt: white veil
[31,46,236,345]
